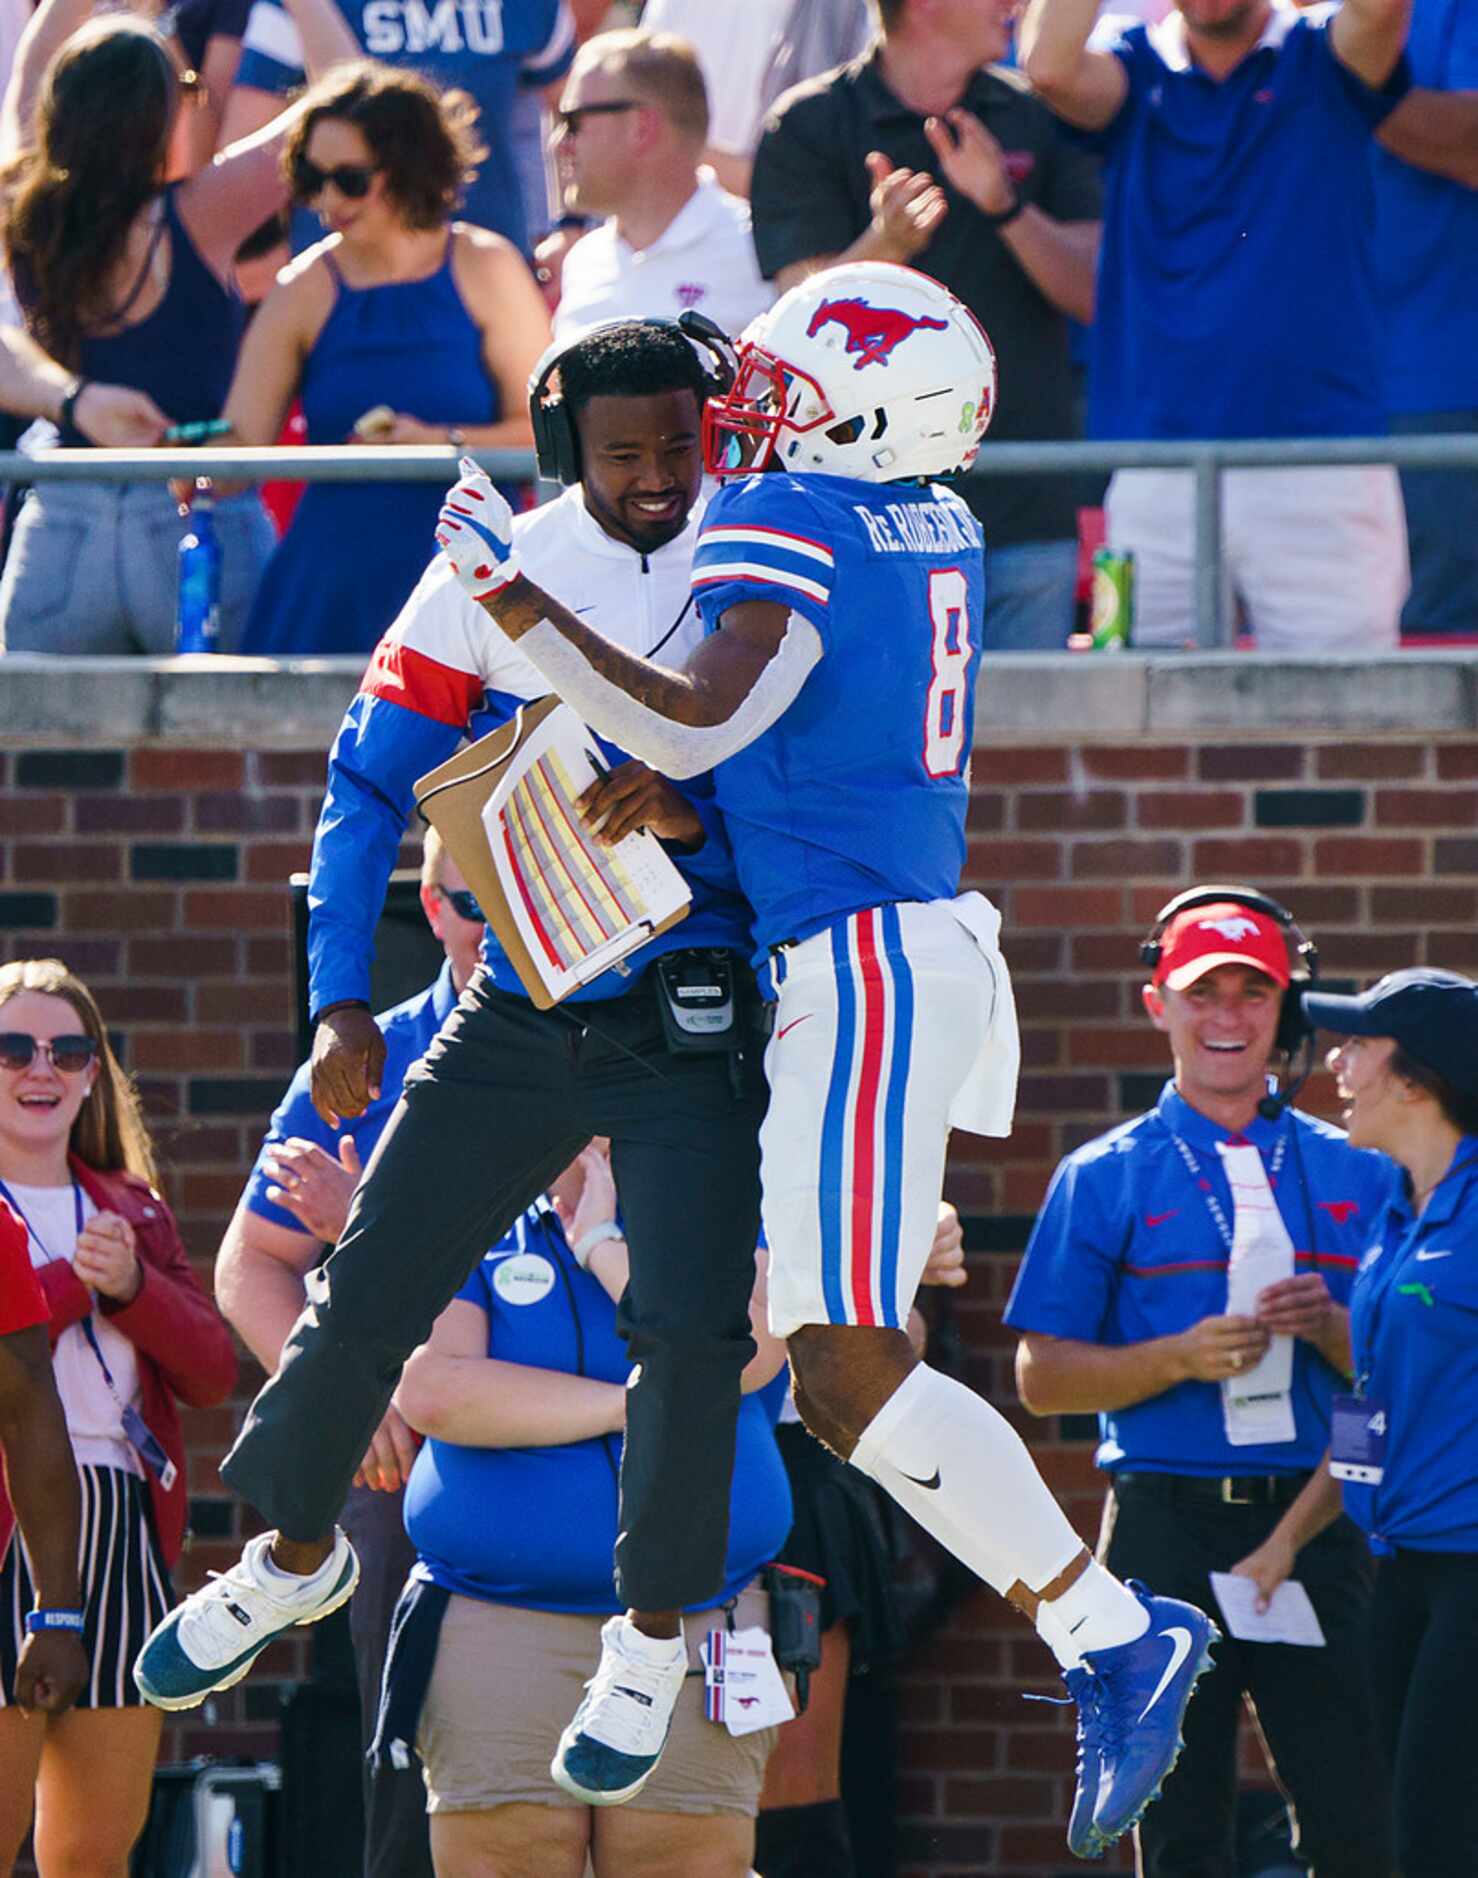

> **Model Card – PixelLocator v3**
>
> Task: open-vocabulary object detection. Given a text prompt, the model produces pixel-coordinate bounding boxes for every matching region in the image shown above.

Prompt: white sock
[618,1616,685,1662]
[849,1365,1086,1601]
[257,1533,338,1587]
[1040,1559,1149,1661]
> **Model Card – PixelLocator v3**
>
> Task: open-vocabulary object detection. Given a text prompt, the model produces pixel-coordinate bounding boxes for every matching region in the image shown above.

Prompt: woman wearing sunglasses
[1232,969,1478,1878]
[0,959,236,1878]
[221,60,550,658]
[0,0,358,656]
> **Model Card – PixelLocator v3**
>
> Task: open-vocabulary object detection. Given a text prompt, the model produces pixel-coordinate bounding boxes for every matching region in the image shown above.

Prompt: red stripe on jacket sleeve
[362,636,482,726]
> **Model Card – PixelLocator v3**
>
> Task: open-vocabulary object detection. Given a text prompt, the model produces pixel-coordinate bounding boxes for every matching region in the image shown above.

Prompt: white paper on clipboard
[482,702,691,1004]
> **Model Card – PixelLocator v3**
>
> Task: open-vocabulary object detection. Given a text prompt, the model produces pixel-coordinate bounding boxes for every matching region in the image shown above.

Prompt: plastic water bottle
[176,477,222,653]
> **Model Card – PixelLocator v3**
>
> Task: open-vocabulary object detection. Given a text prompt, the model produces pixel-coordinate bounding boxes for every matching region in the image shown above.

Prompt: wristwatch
[58,376,88,434]
[981,195,1025,229]
[572,1220,624,1270]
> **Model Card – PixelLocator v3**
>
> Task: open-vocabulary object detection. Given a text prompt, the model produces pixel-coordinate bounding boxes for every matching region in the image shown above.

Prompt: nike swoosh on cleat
[900,1468,942,1491]
[1138,1626,1193,1723]
[776,1013,814,1041]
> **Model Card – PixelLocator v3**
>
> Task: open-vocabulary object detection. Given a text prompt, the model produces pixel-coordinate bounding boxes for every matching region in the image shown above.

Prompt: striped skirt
[1,1464,174,1709]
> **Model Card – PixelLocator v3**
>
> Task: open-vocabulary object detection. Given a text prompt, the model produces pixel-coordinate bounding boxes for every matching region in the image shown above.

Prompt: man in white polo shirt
[550,28,774,343]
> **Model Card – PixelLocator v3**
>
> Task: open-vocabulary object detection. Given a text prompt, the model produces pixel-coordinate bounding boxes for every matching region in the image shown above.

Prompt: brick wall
[2,723,1476,1876]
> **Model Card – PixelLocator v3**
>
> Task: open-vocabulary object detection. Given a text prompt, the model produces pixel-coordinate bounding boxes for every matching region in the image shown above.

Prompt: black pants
[1369,1547,1478,1877]
[1103,1476,1391,1878]
[222,969,767,1611]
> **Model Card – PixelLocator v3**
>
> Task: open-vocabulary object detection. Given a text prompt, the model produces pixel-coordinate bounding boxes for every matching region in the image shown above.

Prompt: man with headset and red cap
[1005,887,1396,1878]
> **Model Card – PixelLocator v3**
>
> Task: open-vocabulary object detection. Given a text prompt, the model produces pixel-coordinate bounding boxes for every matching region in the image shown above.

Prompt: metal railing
[2,431,1474,649]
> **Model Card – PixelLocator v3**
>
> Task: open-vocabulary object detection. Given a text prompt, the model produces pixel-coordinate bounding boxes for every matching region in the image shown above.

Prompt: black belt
[1114,1471,1313,1508]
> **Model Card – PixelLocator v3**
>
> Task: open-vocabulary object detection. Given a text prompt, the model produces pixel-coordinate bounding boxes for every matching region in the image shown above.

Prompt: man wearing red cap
[1004,890,1395,1876]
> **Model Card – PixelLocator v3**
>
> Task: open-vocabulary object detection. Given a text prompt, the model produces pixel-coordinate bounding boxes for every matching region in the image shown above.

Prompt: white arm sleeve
[517,610,823,779]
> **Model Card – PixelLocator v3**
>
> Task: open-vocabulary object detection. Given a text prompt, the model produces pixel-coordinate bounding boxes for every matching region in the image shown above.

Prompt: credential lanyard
[1166,1128,1288,1256]
[0,1175,176,1490]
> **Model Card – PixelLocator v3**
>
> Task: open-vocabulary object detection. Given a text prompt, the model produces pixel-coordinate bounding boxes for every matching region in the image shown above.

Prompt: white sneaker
[550,1615,688,1805]
[133,1529,359,1711]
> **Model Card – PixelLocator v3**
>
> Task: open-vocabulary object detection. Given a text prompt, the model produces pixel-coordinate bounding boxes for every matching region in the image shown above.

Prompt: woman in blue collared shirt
[1232,969,1478,1878]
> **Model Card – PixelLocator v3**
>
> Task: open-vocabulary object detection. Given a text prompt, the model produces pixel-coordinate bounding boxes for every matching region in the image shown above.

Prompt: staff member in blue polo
[1234,969,1478,1878]
[1005,888,1394,1878]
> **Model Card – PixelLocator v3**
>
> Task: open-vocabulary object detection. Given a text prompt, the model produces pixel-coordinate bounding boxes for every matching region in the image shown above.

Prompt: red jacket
[0,1199,47,1335]
[0,1160,237,1568]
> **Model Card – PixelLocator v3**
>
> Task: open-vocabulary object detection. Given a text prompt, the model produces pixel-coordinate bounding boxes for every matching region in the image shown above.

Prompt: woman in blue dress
[223,61,550,657]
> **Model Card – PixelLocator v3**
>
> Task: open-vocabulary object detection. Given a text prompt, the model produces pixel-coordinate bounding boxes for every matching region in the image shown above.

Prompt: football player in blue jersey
[434,261,1217,1856]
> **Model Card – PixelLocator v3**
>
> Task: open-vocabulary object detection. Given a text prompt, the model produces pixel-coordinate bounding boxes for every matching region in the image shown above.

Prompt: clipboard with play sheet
[412,695,691,1008]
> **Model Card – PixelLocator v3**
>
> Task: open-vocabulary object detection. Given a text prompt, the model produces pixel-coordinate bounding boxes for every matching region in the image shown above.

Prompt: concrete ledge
[0,655,363,747]
[0,651,1475,746]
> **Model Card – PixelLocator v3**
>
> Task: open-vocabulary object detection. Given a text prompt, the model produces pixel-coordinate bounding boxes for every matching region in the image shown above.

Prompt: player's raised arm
[436,461,823,779]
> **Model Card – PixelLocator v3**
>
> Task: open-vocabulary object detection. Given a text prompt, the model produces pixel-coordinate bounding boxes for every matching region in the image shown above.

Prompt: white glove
[435,457,522,601]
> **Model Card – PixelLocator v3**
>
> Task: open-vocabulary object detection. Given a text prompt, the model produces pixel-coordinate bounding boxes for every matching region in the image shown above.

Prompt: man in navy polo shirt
[1369,0,1478,638]
[1005,892,1395,1876]
[1020,0,1412,650]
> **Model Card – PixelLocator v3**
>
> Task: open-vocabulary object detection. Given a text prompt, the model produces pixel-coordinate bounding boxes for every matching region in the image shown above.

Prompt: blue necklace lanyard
[0,1175,176,1487]
[0,1173,115,1379]
[0,1174,83,1263]
[1165,1127,1288,1258]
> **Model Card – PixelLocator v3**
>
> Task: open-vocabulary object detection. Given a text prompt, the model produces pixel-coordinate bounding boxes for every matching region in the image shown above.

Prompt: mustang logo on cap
[1199,916,1262,942]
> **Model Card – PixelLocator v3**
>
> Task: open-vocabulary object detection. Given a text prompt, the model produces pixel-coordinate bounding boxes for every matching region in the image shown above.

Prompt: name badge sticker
[491,1253,556,1305]
[1329,1393,1387,1485]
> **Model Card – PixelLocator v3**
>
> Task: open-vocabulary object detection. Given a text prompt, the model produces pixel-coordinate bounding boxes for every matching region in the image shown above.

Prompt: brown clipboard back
[412,695,688,1009]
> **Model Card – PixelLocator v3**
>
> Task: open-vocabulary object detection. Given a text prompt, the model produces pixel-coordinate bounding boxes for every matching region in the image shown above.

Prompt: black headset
[527,310,738,487]
[1141,885,1320,1114]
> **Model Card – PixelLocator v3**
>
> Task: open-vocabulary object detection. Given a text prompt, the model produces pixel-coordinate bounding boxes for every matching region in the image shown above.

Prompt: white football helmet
[702,261,997,485]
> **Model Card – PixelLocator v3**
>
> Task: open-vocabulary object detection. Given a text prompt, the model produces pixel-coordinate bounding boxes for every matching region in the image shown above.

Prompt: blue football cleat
[1077,1582,1218,1851]
[1062,1665,1109,1858]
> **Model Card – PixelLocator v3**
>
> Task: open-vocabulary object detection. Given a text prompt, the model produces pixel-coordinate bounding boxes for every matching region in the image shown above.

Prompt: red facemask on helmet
[702,343,838,479]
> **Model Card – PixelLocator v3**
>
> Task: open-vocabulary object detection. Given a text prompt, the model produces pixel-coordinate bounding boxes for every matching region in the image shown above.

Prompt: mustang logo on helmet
[702,261,997,483]
[805,297,950,369]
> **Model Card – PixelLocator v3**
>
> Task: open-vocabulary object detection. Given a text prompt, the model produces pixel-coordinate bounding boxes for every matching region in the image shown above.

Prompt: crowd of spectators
[0,0,1462,653]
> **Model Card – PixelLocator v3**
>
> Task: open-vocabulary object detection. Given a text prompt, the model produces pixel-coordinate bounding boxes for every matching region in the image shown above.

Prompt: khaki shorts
[417,1581,778,1817]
